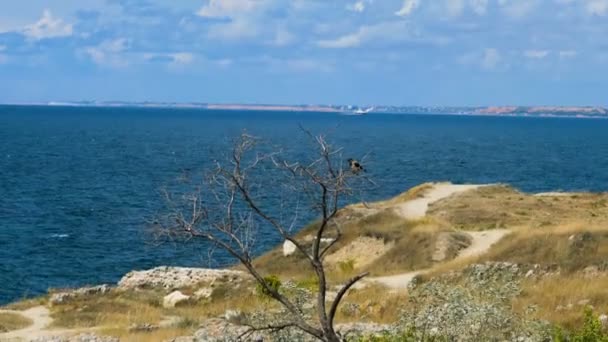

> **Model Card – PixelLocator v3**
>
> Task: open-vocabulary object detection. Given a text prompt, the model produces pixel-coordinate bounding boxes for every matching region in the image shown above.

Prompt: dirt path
[356,183,508,289]
[396,183,483,220]
[362,229,510,289]
[0,306,85,341]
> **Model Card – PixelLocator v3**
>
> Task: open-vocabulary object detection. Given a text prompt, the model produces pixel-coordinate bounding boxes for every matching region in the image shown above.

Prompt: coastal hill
[1,183,608,341]
[14,102,608,118]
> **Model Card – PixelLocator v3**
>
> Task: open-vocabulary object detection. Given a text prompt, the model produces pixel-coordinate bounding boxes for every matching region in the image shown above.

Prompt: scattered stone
[163,291,190,308]
[336,322,392,339]
[283,240,297,256]
[432,232,471,262]
[31,334,119,342]
[224,310,245,324]
[166,319,390,342]
[525,270,534,278]
[128,322,160,332]
[193,287,213,300]
[118,266,244,290]
[599,314,608,330]
[577,299,591,306]
[320,238,335,245]
[583,265,601,278]
[50,285,111,305]
[159,316,183,329]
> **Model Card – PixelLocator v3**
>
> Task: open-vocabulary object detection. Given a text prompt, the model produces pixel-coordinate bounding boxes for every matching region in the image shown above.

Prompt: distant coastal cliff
[8,102,608,118]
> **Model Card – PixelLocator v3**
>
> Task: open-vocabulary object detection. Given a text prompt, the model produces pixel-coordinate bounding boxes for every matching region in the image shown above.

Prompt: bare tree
[156,131,372,342]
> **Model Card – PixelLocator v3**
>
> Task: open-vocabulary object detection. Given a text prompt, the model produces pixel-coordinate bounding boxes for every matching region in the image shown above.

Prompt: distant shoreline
[1,102,608,119]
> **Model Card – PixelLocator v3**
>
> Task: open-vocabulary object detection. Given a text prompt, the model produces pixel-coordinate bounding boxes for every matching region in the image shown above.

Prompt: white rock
[599,314,608,329]
[118,266,244,290]
[163,291,190,308]
[283,240,297,256]
[224,310,245,324]
[525,270,534,278]
[50,285,111,305]
[320,238,335,244]
[577,299,591,306]
[194,287,213,300]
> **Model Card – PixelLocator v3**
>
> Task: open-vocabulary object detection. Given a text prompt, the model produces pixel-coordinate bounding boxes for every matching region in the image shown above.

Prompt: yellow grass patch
[513,275,608,330]
[0,312,33,332]
[336,285,408,324]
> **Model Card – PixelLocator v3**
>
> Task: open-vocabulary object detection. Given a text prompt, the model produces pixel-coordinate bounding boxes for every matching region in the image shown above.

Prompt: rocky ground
[3,182,608,341]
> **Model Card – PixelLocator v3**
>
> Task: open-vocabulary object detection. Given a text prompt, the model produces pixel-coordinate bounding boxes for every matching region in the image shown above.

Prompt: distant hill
[12,102,608,118]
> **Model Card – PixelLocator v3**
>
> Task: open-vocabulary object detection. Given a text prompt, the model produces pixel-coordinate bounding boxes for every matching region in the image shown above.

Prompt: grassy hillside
[3,182,608,341]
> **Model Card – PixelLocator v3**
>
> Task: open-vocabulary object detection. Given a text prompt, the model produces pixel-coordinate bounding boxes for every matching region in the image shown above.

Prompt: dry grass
[481,230,608,272]
[23,183,608,339]
[50,290,165,329]
[253,207,457,280]
[1,296,47,311]
[0,312,33,332]
[427,185,608,232]
[98,327,194,342]
[49,281,269,330]
[336,285,408,324]
[513,275,608,330]
[367,182,435,207]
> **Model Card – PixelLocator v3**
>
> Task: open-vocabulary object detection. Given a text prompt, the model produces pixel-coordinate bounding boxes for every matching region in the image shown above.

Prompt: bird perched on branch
[347,158,365,174]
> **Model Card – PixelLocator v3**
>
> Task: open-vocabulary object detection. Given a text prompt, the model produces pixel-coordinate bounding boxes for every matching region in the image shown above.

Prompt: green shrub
[338,259,356,275]
[255,275,282,299]
[296,277,319,292]
[570,307,608,342]
[348,328,440,342]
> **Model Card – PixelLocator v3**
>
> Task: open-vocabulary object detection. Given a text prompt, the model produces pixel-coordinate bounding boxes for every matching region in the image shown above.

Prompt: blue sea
[2,105,608,304]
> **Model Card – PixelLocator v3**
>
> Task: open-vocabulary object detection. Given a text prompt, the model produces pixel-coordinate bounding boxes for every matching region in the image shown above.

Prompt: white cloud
[207,18,260,40]
[84,38,129,68]
[198,0,272,41]
[586,0,608,15]
[498,0,539,18]
[443,0,466,16]
[524,50,550,59]
[197,0,265,18]
[22,10,73,40]
[317,32,362,48]
[257,56,334,73]
[270,26,295,46]
[395,0,421,16]
[481,48,501,69]
[171,53,195,65]
[285,59,334,72]
[469,0,489,15]
[347,1,367,12]
[559,50,578,58]
[216,59,233,67]
[439,0,487,17]
[317,21,414,48]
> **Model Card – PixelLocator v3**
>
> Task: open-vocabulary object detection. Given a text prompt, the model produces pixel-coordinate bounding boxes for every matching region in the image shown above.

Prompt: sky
[0,0,607,106]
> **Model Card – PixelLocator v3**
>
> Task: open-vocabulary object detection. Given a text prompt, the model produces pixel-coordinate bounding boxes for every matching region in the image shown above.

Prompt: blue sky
[0,0,607,106]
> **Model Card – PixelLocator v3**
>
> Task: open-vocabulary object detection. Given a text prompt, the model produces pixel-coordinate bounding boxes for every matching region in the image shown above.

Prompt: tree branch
[328,272,370,327]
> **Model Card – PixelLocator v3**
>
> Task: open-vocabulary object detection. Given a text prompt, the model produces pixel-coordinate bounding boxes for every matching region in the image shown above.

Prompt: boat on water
[342,107,374,116]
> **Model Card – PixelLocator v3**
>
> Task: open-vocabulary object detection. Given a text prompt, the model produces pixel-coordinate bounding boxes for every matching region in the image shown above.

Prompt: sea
[2,105,608,304]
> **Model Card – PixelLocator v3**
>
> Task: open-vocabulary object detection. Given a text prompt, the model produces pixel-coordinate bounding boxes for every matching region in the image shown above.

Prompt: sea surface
[2,105,608,304]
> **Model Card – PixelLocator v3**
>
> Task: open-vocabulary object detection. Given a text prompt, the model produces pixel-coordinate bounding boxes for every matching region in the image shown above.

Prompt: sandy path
[356,183,508,289]
[0,306,87,341]
[396,183,483,220]
[361,229,509,289]
[0,306,52,341]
